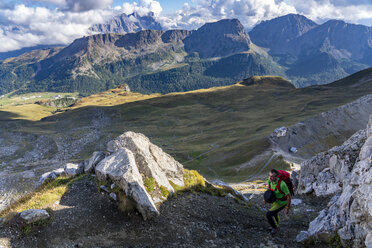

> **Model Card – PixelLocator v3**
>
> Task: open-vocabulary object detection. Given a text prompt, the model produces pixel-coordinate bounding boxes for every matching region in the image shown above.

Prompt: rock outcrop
[35,131,185,220]
[296,129,366,196]
[96,131,184,219]
[296,115,372,247]
[107,131,184,192]
[95,147,159,220]
[19,209,50,224]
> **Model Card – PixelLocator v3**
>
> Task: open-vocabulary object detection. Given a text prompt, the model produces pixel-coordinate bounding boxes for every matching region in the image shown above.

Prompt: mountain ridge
[1,14,371,96]
[1,18,284,96]
[89,12,163,34]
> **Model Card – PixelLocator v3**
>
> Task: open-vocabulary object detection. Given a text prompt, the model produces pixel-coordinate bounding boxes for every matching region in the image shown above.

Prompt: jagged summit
[294,19,372,61]
[89,12,163,35]
[184,19,251,58]
[249,14,318,54]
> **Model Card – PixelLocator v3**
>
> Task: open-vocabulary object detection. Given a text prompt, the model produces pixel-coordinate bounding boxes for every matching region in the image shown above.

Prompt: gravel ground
[0,176,329,248]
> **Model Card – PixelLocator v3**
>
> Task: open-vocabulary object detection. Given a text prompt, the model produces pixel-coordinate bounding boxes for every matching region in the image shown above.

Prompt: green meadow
[1,69,372,182]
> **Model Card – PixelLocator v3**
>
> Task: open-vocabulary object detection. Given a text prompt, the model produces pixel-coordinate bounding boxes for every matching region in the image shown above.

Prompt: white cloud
[159,0,297,30]
[156,0,372,30]
[0,0,371,52]
[66,0,114,12]
[0,0,166,52]
[31,0,67,5]
[0,4,117,52]
[121,0,163,16]
[31,0,114,12]
[289,0,372,24]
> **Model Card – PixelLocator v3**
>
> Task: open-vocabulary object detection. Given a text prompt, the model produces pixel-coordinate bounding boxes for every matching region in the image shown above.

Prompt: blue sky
[0,0,372,52]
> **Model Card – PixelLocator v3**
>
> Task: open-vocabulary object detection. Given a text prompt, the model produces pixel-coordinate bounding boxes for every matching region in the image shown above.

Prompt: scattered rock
[100,185,109,193]
[36,168,65,188]
[296,231,309,243]
[84,151,106,173]
[291,199,302,206]
[109,193,117,201]
[211,180,249,202]
[64,163,83,176]
[227,193,234,198]
[19,209,50,224]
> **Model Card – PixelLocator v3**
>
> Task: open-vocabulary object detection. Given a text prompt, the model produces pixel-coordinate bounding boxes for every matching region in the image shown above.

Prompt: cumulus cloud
[156,0,372,30]
[0,4,117,52]
[121,0,163,16]
[31,0,67,6]
[0,0,372,52]
[288,0,372,24]
[159,0,297,30]
[66,0,114,12]
[30,0,114,11]
[0,0,166,52]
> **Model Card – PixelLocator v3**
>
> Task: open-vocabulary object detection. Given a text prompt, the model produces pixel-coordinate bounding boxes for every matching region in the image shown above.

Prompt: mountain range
[0,13,371,96]
[89,12,162,34]
[250,14,372,86]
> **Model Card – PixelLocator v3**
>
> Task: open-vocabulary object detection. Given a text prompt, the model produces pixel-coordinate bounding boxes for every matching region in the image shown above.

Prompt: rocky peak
[161,30,191,43]
[198,19,247,36]
[114,30,164,50]
[49,33,120,62]
[183,19,251,58]
[293,19,372,61]
[249,14,318,54]
[89,12,163,35]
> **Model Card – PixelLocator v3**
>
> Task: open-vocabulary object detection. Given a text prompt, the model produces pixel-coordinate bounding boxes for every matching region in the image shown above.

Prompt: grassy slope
[1,71,372,182]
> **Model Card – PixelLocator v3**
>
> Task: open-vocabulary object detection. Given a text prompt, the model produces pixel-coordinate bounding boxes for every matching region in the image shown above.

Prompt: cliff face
[296,114,372,247]
[249,14,318,55]
[89,12,163,34]
[183,19,251,58]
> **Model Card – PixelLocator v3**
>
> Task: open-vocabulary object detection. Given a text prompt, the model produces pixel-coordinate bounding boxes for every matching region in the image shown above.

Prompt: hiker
[263,169,292,235]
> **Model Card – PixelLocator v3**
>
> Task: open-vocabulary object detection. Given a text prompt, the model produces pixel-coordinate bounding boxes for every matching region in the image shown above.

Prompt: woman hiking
[263,169,292,235]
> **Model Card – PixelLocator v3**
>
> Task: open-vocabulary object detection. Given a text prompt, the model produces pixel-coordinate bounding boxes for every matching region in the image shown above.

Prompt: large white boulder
[95,148,159,220]
[107,131,184,192]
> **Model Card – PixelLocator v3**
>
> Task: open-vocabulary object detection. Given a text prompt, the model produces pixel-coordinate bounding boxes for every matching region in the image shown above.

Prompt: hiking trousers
[266,202,286,229]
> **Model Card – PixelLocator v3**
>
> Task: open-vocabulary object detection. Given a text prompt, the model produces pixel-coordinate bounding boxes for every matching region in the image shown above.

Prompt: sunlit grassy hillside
[1,70,372,182]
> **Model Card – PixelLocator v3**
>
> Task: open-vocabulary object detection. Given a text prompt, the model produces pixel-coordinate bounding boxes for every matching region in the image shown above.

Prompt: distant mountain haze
[249,14,372,87]
[184,19,251,58]
[1,18,282,96]
[89,12,163,34]
[0,13,371,96]
[249,14,318,55]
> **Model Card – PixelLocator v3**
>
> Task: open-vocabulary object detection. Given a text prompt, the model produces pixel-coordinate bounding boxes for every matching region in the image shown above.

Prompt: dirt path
[0,176,328,248]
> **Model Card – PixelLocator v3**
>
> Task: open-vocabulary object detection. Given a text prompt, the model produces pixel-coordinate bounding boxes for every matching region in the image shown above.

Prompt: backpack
[268,170,295,201]
[264,189,276,203]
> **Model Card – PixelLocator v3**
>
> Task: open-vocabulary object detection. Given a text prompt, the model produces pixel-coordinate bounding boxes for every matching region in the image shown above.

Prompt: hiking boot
[270,228,279,235]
